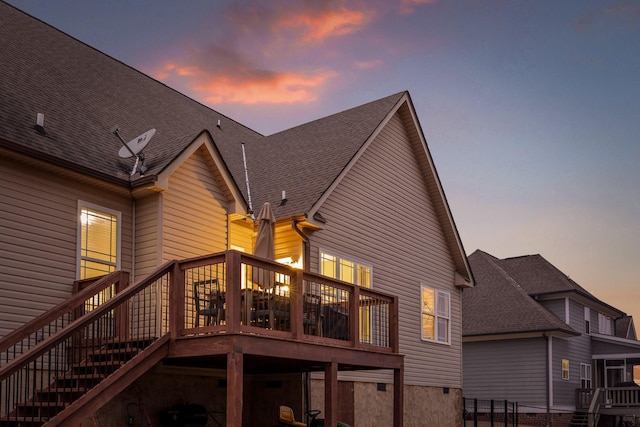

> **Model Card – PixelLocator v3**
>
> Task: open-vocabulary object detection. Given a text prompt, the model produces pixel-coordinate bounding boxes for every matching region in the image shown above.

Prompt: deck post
[324,361,338,427]
[225,251,241,333]
[394,366,404,427]
[291,271,303,340]
[350,286,360,347]
[170,262,184,339]
[227,349,244,427]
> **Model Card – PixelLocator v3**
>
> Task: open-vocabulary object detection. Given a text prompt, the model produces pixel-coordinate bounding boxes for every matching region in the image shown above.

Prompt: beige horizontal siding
[309,112,461,387]
[162,149,228,262]
[0,156,132,338]
[134,194,161,280]
[229,219,253,252]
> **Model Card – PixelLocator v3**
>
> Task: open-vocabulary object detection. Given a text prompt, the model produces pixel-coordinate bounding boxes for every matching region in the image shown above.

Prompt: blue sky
[7,0,640,322]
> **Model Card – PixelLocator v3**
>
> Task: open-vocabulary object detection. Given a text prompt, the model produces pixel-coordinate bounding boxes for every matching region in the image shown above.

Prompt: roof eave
[463,327,580,342]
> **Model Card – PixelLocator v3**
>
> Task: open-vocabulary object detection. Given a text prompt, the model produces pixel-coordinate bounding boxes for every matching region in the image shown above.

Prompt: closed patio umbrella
[252,202,279,328]
[252,202,276,289]
[254,202,275,260]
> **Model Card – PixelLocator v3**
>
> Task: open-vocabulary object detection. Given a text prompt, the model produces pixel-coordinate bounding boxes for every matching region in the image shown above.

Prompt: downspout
[545,333,551,427]
[293,218,310,271]
[293,217,311,414]
[131,199,135,282]
[127,181,136,284]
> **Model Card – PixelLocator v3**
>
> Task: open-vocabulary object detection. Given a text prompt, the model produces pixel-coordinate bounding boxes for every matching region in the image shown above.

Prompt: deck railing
[0,251,399,424]
[577,386,640,427]
[0,266,171,423]
[177,251,398,352]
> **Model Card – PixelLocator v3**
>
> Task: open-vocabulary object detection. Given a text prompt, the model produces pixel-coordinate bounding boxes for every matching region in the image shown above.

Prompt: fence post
[474,398,478,427]
[491,399,494,426]
[504,400,508,427]
[462,397,466,424]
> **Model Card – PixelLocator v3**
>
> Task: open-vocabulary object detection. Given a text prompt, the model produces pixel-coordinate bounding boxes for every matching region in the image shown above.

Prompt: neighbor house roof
[463,250,577,338]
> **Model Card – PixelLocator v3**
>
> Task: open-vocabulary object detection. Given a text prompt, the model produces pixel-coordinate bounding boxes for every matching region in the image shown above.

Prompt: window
[320,252,371,287]
[78,202,121,280]
[562,359,570,380]
[580,363,592,388]
[421,285,450,344]
[598,313,613,335]
[584,307,591,334]
[320,251,372,341]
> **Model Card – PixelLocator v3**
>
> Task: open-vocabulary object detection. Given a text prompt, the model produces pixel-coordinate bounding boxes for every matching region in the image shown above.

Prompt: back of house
[0,2,474,425]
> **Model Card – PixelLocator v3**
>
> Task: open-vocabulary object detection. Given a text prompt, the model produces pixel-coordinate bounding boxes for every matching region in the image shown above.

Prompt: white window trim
[76,201,122,279]
[319,249,373,343]
[580,363,592,388]
[318,248,373,287]
[420,284,451,345]
[598,312,613,335]
[584,307,591,334]
[562,359,570,381]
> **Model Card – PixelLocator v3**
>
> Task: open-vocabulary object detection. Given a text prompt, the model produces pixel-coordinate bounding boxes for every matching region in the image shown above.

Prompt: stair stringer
[44,334,171,426]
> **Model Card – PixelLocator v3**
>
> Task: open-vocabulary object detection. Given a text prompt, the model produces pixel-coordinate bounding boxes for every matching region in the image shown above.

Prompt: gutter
[293,217,311,272]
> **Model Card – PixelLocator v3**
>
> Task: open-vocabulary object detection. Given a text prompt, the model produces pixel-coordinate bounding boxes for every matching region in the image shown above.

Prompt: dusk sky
[7,0,640,323]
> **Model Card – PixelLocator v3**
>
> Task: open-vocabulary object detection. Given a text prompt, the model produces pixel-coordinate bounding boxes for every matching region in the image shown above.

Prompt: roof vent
[35,113,45,134]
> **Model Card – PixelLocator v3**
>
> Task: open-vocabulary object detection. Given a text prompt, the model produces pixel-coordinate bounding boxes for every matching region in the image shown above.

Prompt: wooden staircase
[1,268,173,427]
[569,410,589,427]
[0,338,153,427]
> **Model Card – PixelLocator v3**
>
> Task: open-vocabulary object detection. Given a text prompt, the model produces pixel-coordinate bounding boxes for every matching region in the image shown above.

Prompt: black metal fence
[463,397,519,427]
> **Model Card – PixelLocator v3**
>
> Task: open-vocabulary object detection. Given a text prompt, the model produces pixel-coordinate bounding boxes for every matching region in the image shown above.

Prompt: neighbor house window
[598,313,613,335]
[584,307,591,334]
[562,359,570,380]
[421,285,450,344]
[320,251,372,341]
[78,202,121,280]
[580,363,592,388]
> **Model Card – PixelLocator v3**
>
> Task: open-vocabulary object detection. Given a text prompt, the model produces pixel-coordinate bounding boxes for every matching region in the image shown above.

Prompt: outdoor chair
[254,290,290,330]
[303,294,322,336]
[278,406,306,427]
[193,279,224,326]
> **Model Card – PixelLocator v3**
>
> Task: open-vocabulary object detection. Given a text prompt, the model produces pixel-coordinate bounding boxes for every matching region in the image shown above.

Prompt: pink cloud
[275,6,372,43]
[149,1,422,106]
[152,45,336,105]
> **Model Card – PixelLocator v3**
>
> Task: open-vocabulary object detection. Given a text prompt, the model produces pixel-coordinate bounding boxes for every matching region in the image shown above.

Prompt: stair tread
[57,373,105,379]
[18,402,68,407]
[74,360,125,367]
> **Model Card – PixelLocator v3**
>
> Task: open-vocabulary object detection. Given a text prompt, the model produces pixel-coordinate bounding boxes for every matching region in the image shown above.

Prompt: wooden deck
[0,251,404,427]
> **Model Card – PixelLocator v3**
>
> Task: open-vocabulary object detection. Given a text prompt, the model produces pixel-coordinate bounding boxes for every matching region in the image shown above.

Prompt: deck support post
[394,367,404,427]
[227,349,244,427]
[324,361,338,427]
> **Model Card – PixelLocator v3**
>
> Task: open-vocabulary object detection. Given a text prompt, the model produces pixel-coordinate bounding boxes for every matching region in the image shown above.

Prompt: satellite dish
[118,128,156,158]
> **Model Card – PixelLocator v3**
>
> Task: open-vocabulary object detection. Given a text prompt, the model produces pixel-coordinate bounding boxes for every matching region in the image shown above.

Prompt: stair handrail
[587,387,603,427]
[0,270,128,354]
[0,260,176,383]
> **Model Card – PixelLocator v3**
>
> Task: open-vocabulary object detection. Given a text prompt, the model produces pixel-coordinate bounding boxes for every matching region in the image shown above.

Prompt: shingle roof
[245,92,406,218]
[463,250,578,337]
[0,2,262,187]
[495,254,591,296]
[0,2,406,221]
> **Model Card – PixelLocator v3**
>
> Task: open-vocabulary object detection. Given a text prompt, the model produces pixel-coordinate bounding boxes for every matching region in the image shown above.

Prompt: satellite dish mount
[111,125,155,176]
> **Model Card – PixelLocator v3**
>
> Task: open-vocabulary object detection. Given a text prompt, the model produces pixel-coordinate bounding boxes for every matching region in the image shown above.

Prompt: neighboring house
[0,3,473,427]
[463,250,640,427]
